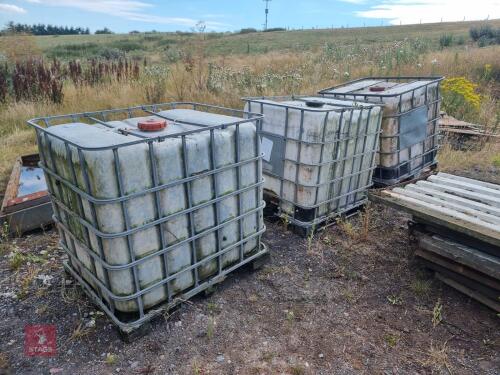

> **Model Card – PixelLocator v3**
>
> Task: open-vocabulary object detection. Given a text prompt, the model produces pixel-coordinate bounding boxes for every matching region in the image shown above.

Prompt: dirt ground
[0,168,499,375]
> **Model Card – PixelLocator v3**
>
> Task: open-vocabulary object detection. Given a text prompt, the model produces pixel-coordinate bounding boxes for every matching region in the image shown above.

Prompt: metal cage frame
[243,95,383,233]
[318,76,444,185]
[27,102,268,332]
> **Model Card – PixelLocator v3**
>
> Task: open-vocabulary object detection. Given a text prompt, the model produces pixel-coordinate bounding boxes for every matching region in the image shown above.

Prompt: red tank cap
[137,118,167,132]
[369,86,386,92]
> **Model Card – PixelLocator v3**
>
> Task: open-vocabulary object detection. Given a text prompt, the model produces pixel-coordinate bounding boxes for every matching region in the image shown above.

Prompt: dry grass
[420,341,453,374]
[0,351,9,370]
[16,265,39,299]
[0,38,498,190]
[68,321,93,342]
[438,141,500,172]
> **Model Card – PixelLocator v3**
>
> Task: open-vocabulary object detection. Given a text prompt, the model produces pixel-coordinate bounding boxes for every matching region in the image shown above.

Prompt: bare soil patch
[0,167,499,375]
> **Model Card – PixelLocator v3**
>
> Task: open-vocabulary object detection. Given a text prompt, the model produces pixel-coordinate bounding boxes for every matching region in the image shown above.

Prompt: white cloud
[0,3,27,13]
[357,0,500,25]
[19,0,229,29]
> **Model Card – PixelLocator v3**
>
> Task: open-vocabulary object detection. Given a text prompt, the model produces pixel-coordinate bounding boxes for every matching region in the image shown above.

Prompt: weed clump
[441,77,481,122]
[12,58,64,103]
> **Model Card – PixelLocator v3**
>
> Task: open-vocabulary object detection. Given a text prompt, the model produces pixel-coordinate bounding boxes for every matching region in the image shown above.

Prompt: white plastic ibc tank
[319,77,442,184]
[38,109,262,313]
[243,96,382,227]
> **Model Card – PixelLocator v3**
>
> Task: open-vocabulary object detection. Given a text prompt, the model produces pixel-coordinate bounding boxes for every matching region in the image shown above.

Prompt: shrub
[441,77,481,122]
[95,27,113,35]
[478,35,493,47]
[143,65,169,103]
[155,38,178,48]
[470,25,493,41]
[164,48,182,63]
[206,32,223,40]
[263,27,286,32]
[175,31,194,36]
[108,40,144,52]
[477,63,500,83]
[492,154,500,167]
[0,64,8,103]
[470,24,500,46]
[455,35,466,45]
[47,43,101,59]
[99,48,125,60]
[439,34,453,48]
[239,28,258,34]
[142,34,162,42]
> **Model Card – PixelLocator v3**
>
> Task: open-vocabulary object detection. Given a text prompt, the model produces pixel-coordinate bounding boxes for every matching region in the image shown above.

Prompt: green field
[33,19,500,59]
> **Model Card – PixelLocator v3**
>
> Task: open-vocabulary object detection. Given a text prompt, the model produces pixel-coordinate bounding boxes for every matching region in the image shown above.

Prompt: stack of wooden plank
[370,172,500,312]
[439,114,500,150]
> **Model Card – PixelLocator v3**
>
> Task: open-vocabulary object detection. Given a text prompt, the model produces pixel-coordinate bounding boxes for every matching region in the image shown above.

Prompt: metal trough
[0,154,53,235]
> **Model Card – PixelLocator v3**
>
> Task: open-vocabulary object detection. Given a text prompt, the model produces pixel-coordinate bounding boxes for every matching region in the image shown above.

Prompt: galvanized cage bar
[243,95,383,233]
[27,102,268,331]
[318,76,444,185]
[209,129,224,276]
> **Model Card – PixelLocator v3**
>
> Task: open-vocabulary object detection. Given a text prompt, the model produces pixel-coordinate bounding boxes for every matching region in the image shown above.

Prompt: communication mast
[263,0,272,30]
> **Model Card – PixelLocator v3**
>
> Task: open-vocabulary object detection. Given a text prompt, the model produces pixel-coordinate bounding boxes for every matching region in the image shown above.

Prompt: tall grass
[0,36,498,189]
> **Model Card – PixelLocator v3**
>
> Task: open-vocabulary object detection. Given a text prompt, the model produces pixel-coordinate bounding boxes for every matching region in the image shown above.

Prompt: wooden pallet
[411,227,500,313]
[64,246,270,343]
[373,172,500,313]
[263,193,367,237]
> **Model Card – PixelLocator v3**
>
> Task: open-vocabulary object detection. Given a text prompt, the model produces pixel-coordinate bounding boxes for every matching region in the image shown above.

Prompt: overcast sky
[0,0,499,32]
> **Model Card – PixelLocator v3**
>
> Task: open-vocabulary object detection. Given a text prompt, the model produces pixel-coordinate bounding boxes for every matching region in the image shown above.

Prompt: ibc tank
[319,76,443,185]
[27,103,267,330]
[243,96,383,233]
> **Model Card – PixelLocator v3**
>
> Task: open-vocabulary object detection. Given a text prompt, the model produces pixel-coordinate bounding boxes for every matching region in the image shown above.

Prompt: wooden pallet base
[411,225,500,313]
[64,246,270,342]
[264,195,367,237]
[372,162,438,188]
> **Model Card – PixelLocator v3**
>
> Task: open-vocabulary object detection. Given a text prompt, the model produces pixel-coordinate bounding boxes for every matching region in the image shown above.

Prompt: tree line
[1,21,91,36]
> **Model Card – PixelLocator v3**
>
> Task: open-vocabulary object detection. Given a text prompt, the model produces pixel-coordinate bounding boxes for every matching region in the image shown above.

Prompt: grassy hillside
[32,19,500,60]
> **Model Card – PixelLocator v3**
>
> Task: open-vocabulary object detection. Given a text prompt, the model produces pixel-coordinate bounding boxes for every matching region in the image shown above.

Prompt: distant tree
[95,27,113,34]
[1,21,95,35]
[6,21,15,33]
[239,28,258,34]
[263,27,286,32]
[1,21,94,36]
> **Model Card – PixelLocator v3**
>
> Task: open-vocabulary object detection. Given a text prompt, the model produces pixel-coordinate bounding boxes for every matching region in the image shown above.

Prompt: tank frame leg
[249,252,271,271]
[119,322,152,343]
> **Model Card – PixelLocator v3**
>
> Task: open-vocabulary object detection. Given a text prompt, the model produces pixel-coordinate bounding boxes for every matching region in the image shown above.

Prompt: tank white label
[261,137,273,162]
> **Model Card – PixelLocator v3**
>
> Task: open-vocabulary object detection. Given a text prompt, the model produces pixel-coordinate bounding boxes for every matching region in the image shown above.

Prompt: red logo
[24,325,57,357]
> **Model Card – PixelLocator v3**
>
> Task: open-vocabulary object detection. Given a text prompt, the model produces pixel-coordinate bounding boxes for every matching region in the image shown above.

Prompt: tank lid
[305,100,325,108]
[369,86,386,92]
[137,118,168,132]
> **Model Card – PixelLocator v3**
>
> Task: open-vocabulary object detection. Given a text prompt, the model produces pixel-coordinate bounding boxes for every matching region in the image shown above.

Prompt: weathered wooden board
[436,273,500,313]
[415,249,500,291]
[1,156,22,211]
[416,232,500,280]
[369,172,500,249]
